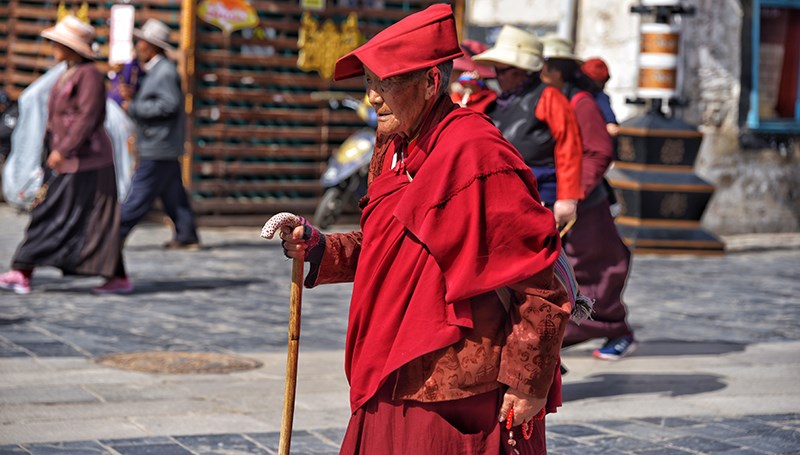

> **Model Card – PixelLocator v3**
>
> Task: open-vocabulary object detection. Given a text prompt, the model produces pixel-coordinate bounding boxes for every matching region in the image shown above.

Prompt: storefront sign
[198,0,259,35]
[108,4,135,65]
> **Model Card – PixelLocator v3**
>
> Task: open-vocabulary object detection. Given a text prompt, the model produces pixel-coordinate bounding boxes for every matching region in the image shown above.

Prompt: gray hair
[435,61,453,96]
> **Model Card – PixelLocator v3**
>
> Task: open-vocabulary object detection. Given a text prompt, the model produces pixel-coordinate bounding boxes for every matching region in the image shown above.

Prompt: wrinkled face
[493,64,530,92]
[364,67,436,137]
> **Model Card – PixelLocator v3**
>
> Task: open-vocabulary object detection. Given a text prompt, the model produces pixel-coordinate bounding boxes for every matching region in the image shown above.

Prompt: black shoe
[560,363,568,376]
[162,240,201,251]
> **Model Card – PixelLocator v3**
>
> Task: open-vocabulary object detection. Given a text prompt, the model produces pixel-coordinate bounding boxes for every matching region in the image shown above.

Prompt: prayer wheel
[610,1,724,255]
[608,112,724,254]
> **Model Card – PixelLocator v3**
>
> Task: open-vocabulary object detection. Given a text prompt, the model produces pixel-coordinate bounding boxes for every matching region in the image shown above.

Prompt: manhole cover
[94,352,263,374]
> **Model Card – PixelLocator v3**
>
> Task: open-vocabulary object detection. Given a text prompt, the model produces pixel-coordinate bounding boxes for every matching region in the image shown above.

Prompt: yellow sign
[57,2,89,23]
[198,0,259,35]
[297,12,363,80]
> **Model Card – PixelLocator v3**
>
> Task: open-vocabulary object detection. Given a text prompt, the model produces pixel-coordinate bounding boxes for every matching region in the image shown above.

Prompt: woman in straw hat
[472,26,584,233]
[273,5,573,453]
[0,15,128,295]
[540,39,636,361]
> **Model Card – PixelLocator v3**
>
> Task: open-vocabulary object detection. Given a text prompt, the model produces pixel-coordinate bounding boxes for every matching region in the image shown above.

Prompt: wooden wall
[0,0,456,225]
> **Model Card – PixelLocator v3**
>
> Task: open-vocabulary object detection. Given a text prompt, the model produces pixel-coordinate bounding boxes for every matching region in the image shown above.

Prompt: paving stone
[635,448,696,455]
[680,422,753,440]
[0,385,98,405]
[246,430,338,454]
[591,434,655,451]
[173,434,271,454]
[0,446,29,454]
[106,442,194,455]
[12,341,84,357]
[639,417,705,428]
[554,443,628,455]
[728,430,800,454]
[664,435,741,452]
[548,423,606,437]
[22,440,111,454]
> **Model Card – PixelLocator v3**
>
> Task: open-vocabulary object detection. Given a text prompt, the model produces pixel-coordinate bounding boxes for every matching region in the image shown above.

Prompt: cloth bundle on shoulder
[2,63,135,209]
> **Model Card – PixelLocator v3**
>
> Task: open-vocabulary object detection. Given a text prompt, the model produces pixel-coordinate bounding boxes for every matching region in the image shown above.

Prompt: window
[747,0,800,133]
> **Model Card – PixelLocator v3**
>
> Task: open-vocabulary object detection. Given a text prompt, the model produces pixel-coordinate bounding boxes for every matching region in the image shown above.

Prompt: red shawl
[345,96,561,411]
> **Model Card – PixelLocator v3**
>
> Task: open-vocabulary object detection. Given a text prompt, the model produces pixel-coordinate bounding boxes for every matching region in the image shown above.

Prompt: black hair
[546,58,597,94]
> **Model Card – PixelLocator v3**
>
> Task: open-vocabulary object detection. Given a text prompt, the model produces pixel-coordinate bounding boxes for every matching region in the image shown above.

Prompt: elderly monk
[278,5,571,454]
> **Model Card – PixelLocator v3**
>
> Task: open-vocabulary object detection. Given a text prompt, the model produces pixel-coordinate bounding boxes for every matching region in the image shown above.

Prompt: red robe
[311,97,570,414]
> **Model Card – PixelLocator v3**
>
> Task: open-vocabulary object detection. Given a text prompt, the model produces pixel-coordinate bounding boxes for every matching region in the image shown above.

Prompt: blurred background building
[1,0,797,235]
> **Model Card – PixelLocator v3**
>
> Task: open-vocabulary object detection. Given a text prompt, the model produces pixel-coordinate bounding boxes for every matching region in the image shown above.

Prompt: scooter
[313,94,377,229]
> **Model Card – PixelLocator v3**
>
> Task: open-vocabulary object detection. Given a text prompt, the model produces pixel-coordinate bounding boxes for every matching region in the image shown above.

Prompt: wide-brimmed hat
[453,40,496,79]
[334,4,462,81]
[541,35,582,62]
[472,25,543,72]
[133,18,175,52]
[40,15,96,60]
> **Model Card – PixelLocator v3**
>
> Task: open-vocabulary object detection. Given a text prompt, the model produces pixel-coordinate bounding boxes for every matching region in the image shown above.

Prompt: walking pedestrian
[540,38,636,360]
[580,57,620,137]
[472,26,584,233]
[0,16,127,295]
[274,5,572,453]
[95,18,200,294]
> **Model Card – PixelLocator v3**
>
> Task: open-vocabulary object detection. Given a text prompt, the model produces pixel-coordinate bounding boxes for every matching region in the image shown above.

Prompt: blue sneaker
[593,335,636,360]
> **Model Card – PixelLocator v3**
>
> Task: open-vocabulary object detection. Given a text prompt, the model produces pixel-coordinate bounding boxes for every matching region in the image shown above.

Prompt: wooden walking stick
[261,213,306,455]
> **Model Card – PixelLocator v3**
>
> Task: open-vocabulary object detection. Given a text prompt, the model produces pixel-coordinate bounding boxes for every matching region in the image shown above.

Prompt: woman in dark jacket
[0,15,128,295]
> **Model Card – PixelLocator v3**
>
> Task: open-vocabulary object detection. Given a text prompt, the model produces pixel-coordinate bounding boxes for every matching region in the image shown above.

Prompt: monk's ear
[424,67,439,100]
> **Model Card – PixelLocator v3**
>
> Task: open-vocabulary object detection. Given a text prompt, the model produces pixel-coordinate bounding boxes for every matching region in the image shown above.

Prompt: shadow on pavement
[124,242,277,251]
[634,339,747,356]
[563,373,726,401]
[39,278,256,294]
[565,340,747,357]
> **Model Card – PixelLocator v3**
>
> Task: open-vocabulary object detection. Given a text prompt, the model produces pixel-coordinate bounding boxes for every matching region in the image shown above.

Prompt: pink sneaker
[0,270,31,295]
[92,277,133,295]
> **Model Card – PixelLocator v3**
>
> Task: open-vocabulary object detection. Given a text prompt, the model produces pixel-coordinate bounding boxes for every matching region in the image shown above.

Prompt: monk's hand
[553,198,578,230]
[261,212,324,263]
[499,387,546,427]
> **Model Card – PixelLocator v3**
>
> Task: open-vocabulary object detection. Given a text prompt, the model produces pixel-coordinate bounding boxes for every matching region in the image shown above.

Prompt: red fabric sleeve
[571,92,614,195]
[307,231,362,287]
[535,86,584,201]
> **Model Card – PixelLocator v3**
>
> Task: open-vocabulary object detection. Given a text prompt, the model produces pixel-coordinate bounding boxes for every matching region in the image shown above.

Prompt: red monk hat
[581,57,611,83]
[333,4,463,81]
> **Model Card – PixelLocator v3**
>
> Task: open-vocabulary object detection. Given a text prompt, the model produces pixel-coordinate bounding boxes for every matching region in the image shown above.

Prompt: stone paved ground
[0,204,799,454]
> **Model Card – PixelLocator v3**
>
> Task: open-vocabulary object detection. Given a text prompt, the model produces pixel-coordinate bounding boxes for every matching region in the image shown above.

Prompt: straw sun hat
[541,35,582,62]
[40,15,96,60]
[472,25,544,72]
[133,18,175,52]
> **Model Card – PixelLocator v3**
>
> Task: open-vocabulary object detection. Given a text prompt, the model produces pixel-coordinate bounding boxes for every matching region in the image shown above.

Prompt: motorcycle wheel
[314,187,344,229]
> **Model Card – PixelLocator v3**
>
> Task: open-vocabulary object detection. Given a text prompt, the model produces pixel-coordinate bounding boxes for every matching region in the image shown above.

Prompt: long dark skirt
[340,382,546,455]
[561,199,633,347]
[11,166,122,278]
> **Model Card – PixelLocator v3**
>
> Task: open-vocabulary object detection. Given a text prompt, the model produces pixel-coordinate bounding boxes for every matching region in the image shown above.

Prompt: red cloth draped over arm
[535,86,584,201]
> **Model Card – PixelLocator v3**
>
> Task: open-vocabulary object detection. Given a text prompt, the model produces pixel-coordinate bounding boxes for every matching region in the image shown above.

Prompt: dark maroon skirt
[561,199,633,346]
[340,382,546,455]
[11,165,121,278]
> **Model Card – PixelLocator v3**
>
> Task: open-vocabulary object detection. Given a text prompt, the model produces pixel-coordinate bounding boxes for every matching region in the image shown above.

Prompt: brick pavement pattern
[0,205,799,454]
